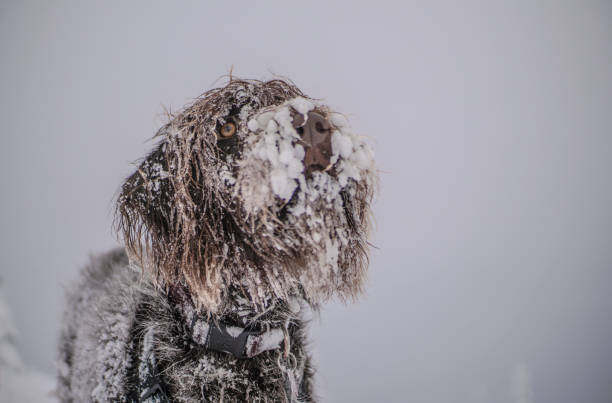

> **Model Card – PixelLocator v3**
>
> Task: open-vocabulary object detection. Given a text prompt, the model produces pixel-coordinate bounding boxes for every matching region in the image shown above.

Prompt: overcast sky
[1,1,611,402]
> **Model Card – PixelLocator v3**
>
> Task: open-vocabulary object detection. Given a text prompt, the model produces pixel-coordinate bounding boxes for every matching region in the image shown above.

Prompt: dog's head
[116,79,377,312]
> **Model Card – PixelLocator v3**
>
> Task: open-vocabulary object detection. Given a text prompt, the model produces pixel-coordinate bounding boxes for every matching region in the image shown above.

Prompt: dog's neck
[167,284,300,359]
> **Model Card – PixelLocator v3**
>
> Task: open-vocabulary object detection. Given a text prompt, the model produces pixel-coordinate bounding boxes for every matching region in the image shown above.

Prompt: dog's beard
[229,98,377,306]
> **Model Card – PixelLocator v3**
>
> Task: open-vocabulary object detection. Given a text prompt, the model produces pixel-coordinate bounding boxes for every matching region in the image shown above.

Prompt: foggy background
[1,1,611,402]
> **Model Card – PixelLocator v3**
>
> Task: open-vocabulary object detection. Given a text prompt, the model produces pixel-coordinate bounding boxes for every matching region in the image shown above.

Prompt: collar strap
[195,320,285,359]
[169,285,286,359]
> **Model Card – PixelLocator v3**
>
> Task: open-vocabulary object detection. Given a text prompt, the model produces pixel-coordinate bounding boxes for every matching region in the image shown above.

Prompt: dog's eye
[219,122,237,138]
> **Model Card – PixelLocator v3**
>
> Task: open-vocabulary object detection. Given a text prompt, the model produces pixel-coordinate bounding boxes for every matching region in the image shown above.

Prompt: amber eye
[219,121,237,138]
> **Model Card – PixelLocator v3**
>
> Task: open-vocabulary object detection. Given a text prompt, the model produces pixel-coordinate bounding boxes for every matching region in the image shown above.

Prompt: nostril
[296,127,304,135]
[314,121,326,133]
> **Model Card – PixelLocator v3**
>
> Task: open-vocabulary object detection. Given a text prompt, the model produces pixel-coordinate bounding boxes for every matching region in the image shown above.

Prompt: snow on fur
[61,78,376,402]
[0,286,56,403]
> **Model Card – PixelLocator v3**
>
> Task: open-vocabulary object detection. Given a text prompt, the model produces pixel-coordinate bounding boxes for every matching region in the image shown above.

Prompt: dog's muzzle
[291,110,333,177]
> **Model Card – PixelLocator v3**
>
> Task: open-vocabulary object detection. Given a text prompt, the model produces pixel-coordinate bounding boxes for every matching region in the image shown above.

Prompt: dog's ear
[115,132,174,275]
[115,122,226,310]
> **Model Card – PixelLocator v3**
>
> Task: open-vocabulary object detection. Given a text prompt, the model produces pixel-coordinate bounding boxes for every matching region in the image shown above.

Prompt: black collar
[203,320,285,359]
[171,285,285,359]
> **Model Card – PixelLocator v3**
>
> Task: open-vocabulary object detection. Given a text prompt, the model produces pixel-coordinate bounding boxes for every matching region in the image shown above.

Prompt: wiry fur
[59,78,376,402]
[58,249,314,402]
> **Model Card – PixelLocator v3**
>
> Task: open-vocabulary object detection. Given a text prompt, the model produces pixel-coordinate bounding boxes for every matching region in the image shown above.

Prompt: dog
[58,78,377,402]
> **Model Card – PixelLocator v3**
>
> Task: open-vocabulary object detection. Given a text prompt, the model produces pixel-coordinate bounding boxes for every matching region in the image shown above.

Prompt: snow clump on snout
[236,97,376,214]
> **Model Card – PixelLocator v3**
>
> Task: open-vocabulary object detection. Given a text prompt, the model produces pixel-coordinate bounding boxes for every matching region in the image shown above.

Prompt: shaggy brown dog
[58,78,377,402]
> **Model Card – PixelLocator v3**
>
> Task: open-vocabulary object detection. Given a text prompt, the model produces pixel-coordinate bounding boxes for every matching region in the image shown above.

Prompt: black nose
[292,110,333,176]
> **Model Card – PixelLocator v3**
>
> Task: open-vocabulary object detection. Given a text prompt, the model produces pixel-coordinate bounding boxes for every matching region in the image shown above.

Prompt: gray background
[1,1,612,402]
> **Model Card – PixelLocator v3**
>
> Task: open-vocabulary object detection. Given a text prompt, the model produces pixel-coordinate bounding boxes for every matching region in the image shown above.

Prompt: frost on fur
[115,79,377,313]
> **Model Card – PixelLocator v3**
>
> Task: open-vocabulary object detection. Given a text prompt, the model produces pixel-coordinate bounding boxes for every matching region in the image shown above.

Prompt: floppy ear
[115,122,228,310]
[116,136,176,279]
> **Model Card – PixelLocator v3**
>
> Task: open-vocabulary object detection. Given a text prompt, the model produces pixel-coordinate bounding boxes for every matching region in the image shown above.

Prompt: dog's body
[58,79,376,402]
[58,248,313,402]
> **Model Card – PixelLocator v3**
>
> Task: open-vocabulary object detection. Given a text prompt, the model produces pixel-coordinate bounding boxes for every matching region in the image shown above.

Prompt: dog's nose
[292,110,333,176]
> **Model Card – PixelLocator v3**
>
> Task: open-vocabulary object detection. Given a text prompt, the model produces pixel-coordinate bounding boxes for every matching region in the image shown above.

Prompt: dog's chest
[129,290,310,402]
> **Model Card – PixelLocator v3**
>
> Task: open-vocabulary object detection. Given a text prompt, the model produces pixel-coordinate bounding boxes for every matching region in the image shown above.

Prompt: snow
[226,326,243,338]
[270,168,295,201]
[0,287,57,403]
[255,328,284,352]
[331,130,353,159]
[137,328,156,384]
[245,328,284,357]
[288,98,314,115]
[238,96,375,206]
[0,295,22,370]
[1,369,57,403]
[287,297,301,314]
[328,112,349,129]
